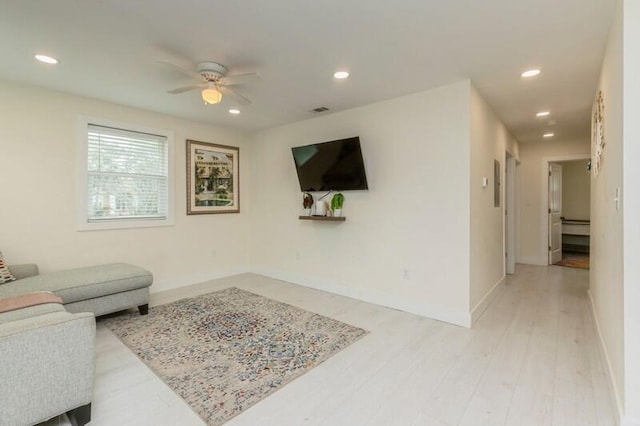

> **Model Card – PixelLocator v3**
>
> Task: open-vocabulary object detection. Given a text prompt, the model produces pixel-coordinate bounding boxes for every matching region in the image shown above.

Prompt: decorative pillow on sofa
[0,251,17,284]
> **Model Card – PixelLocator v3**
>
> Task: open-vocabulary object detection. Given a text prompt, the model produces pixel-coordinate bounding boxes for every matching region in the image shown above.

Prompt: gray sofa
[0,300,95,426]
[1,263,153,317]
[0,262,152,425]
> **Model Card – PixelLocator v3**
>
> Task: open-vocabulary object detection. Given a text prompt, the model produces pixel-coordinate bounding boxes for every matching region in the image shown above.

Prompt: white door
[548,163,563,264]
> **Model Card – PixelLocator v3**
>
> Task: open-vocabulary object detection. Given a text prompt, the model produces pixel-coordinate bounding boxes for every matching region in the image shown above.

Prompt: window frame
[76,116,175,231]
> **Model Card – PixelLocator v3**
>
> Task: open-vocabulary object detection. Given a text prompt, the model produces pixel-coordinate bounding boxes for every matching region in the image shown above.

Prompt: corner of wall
[468,83,519,315]
[470,275,506,325]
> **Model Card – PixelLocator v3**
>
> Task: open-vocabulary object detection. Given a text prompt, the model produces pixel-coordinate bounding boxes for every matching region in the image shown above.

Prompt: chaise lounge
[0,262,153,317]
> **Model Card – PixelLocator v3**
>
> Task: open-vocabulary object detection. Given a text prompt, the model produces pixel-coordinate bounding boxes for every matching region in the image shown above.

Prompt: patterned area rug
[102,287,367,425]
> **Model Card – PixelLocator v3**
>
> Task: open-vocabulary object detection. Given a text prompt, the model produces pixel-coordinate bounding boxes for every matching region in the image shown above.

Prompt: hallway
[468,264,615,426]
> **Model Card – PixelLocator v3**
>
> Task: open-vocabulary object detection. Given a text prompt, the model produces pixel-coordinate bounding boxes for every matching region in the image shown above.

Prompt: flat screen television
[291,137,369,191]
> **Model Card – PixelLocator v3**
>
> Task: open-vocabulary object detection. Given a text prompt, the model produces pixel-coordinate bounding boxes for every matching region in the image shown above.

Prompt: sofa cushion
[7,264,39,280]
[0,263,152,304]
[0,252,16,284]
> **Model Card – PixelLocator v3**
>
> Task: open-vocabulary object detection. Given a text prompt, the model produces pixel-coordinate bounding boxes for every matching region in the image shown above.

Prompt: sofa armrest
[0,302,66,325]
[0,311,95,425]
[7,263,39,280]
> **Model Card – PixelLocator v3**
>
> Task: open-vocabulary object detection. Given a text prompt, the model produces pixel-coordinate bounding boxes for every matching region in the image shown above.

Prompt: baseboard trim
[517,256,547,266]
[470,275,506,325]
[151,265,251,293]
[587,289,625,426]
[252,268,471,328]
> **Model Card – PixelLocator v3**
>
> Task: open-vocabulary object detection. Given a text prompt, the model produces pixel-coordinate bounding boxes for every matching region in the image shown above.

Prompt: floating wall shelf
[298,215,346,222]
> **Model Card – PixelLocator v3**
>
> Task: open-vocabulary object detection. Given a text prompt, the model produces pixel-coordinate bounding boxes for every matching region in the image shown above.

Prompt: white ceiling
[0,0,615,142]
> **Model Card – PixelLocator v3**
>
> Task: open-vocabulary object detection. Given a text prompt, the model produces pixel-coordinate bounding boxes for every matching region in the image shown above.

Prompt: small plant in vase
[330,193,345,217]
[302,192,314,216]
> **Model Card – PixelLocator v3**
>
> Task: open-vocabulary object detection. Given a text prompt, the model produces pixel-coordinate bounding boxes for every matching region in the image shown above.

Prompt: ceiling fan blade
[157,60,202,80]
[168,84,204,94]
[220,86,252,105]
[220,72,261,86]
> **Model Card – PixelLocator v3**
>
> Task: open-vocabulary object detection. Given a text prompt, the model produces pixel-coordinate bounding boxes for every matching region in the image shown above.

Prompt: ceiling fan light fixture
[202,86,222,104]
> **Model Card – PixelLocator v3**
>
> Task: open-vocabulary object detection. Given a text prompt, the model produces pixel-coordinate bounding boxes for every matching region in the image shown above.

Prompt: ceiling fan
[163,61,260,105]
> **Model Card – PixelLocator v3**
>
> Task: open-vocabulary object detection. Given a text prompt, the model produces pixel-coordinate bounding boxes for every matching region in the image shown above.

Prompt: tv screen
[291,137,369,191]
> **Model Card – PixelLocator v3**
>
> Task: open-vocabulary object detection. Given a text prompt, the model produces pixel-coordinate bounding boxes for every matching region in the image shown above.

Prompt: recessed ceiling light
[521,68,541,78]
[543,132,555,138]
[536,111,550,117]
[229,109,240,115]
[333,71,349,79]
[34,54,59,64]
[548,120,557,126]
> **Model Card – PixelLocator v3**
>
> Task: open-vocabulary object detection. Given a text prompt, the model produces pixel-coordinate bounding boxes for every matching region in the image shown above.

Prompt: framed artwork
[592,90,605,176]
[186,140,239,214]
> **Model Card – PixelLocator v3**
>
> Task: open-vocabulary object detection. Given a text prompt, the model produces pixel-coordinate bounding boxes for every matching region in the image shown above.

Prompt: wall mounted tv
[291,137,369,192]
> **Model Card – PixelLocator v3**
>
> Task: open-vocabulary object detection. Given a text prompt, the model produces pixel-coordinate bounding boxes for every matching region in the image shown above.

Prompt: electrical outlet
[403,269,410,280]
[211,249,217,258]
[295,250,301,260]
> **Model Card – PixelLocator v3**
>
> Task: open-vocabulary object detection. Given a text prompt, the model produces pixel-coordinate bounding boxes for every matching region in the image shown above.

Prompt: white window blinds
[86,124,168,222]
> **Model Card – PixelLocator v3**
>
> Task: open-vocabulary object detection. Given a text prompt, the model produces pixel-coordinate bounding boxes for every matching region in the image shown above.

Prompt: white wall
[517,138,590,265]
[589,0,625,422]
[561,160,591,221]
[623,0,640,422]
[469,85,520,316]
[247,81,473,326]
[0,80,250,292]
[0,77,519,328]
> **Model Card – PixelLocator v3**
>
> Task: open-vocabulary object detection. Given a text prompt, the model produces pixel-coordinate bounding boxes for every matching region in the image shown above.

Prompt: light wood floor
[42,264,615,426]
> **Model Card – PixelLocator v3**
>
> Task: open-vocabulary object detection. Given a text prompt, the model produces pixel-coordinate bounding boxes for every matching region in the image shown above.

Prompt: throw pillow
[0,251,16,284]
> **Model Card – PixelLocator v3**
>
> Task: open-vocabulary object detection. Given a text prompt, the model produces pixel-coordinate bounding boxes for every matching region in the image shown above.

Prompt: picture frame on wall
[186,140,239,215]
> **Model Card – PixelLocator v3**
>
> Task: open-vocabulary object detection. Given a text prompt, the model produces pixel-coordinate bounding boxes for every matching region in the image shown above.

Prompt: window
[78,118,174,230]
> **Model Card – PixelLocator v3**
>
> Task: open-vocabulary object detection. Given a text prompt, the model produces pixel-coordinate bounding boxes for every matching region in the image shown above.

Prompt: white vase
[333,209,342,217]
[315,202,326,216]
[303,208,311,216]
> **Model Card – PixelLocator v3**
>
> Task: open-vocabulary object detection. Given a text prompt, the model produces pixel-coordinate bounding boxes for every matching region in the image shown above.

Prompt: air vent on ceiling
[311,106,330,113]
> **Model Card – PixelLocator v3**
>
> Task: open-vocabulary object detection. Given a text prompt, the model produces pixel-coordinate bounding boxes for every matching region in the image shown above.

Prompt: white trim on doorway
[505,153,517,274]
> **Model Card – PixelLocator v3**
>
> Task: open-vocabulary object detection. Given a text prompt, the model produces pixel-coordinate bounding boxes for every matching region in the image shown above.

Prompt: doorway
[539,154,591,267]
[555,159,591,269]
[545,158,591,269]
